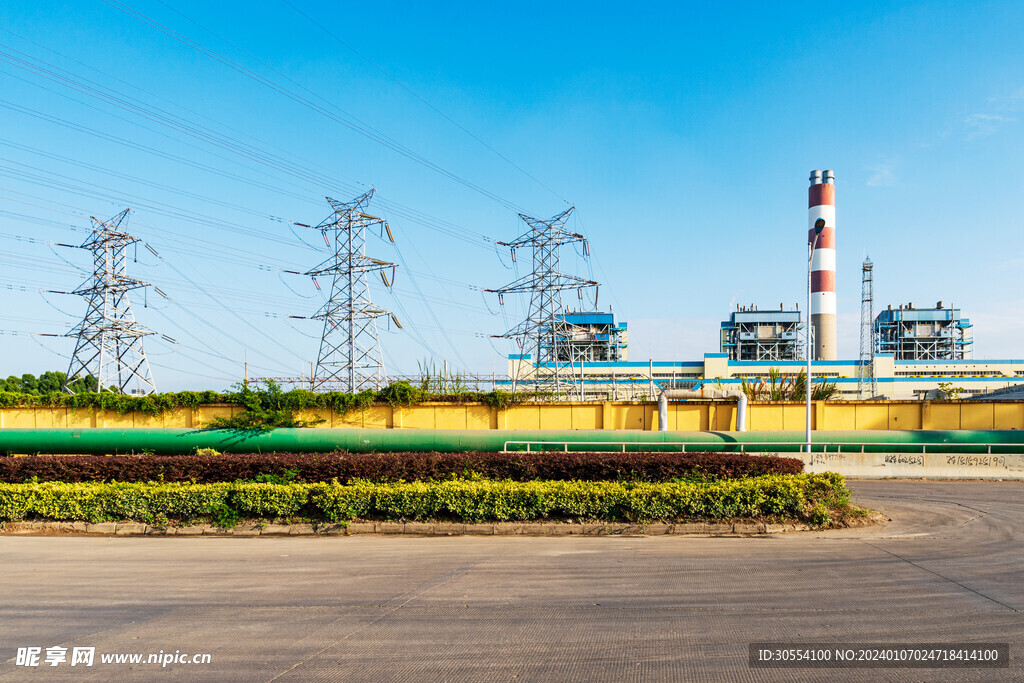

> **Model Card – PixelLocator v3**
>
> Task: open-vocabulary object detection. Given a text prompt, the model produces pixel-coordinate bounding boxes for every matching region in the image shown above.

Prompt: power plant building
[502,167,1024,401]
[505,352,1024,401]
[545,310,628,363]
[720,305,802,361]
[875,302,972,360]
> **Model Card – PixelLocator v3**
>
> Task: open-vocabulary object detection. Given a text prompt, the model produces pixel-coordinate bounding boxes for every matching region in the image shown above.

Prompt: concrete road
[1,480,1022,682]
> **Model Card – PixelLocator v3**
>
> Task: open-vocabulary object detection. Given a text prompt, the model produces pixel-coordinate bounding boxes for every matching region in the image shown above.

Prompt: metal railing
[502,440,1020,455]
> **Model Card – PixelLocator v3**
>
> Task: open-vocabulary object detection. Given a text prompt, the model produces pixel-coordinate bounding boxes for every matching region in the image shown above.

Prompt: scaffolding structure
[874,301,973,361]
[63,208,156,394]
[304,191,397,392]
[487,207,598,394]
[858,257,875,398]
[719,305,802,361]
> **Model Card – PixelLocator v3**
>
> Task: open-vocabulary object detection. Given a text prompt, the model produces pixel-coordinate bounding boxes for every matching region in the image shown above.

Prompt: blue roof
[876,308,964,323]
[556,313,617,325]
[729,311,801,323]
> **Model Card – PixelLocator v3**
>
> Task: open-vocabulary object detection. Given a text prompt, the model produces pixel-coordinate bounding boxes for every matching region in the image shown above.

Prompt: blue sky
[1,0,1022,390]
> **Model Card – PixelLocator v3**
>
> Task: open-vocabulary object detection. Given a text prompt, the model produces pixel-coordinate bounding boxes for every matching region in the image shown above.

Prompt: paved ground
[1,480,1022,681]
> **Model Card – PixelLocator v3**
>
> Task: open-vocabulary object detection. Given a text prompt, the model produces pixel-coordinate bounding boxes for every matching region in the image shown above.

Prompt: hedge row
[0,474,846,525]
[0,451,802,484]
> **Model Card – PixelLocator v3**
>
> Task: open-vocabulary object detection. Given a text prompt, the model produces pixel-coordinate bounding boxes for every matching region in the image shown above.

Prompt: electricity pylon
[305,190,397,392]
[858,256,875,398]
[63,208,156,394]
[487,206,598,395]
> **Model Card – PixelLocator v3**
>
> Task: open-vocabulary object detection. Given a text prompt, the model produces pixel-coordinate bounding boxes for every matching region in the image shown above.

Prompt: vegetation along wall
[0,401,1022,431]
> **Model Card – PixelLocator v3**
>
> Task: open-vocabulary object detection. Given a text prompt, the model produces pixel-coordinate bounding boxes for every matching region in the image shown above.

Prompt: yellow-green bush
[0,473,847,526]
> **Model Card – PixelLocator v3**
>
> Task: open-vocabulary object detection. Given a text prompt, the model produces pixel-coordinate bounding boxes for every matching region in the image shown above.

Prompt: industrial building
[544,310,628,363]
[720,305,802,361]
[875,302,972,360]
[503,353,1024,401]
[500,168,1024,401]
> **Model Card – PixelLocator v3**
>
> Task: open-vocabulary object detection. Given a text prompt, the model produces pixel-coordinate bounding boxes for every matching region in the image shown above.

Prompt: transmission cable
[278,0,570,206]
[103,0,528,213]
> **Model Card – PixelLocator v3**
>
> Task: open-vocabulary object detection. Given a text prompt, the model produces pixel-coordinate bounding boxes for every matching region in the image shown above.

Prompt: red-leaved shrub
[0,451,801,484]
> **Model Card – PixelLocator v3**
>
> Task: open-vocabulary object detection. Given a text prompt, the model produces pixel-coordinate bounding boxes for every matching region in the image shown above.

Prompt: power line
[0,36,515,381]
[376,203,468,369]
[0,55,498,249]
[103,0,528,213]
[1,192,482,375]
[0,90,495,250]
[143,242,308,366]
[0,161,302,248]
[278,0,570,206]
[0,136,301,229]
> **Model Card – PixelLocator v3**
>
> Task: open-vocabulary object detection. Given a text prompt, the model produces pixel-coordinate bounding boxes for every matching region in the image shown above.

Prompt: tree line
[0,371,98,395]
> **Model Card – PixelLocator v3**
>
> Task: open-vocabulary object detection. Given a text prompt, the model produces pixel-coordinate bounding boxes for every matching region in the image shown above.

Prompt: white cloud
[963,88,1024,140]
[865,162,895,187]
[965,112,1015,140]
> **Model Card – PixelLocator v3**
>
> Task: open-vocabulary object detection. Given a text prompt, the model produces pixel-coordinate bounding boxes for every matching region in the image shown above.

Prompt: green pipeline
[3,428,1024,455]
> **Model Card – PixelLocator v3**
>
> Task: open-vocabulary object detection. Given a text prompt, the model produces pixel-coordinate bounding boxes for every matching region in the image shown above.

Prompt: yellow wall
[0,400,1021,431]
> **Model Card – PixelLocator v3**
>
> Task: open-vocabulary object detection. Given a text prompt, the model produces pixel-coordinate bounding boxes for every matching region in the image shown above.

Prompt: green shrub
[0,389,223,415]
[206,381,324,430]
[230,483,308,516]
[0,474,848,526]
[0,380,569,424]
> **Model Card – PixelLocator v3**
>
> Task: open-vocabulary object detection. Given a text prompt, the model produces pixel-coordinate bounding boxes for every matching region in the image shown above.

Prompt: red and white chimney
[809,169,836,360]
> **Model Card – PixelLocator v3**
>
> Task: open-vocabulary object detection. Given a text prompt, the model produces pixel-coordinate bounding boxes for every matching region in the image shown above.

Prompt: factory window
[728,371,841,378]
[896,370,979,377]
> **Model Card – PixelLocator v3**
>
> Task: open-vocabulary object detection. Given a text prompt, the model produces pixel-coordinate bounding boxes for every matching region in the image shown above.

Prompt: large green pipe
[3,428,1024,455]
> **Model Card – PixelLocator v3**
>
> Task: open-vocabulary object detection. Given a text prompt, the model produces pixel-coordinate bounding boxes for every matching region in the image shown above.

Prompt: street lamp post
[806,218,826,454]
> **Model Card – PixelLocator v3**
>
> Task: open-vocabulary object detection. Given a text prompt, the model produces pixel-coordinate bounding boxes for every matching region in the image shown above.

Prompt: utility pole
[486,207,598,396]
[304,191,397,392]
[858,257,876,398]
[63,208,156,394]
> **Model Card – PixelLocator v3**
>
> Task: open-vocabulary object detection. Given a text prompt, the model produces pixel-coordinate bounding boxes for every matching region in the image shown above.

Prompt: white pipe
[657,388,747,432]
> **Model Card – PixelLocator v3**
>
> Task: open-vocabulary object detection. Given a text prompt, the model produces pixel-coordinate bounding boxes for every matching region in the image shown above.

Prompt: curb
[0,520,812,537]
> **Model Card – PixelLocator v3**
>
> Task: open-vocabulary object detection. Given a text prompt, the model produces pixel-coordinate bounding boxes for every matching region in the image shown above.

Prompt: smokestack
[808,169,836,360]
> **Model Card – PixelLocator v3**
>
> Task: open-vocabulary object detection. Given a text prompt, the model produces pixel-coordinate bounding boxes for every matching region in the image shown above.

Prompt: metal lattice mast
[305,190,397,392]
[858,256,875,398]
[486,207,598,395]
[63,208,156,394]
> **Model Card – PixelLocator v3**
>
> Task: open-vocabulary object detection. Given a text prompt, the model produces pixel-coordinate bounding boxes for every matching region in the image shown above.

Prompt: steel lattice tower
[63,208,157,394]
[487,207,598,394]
[305,190,397,392]
[858,256,875,398]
